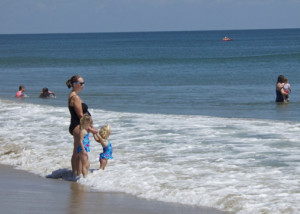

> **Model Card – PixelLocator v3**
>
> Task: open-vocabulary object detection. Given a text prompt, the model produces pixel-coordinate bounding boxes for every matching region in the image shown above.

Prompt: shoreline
[0,164,229,214]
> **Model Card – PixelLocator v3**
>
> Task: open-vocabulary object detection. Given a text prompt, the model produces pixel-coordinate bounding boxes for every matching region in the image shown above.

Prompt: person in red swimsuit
[15,85,26,98]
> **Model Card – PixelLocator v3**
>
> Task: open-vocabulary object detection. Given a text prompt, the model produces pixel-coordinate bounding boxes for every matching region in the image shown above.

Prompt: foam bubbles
[1,99,300,214]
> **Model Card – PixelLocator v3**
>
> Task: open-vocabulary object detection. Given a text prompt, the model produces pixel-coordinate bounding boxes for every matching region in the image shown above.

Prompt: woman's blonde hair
[80,114,93,130]
[99,124,111,139]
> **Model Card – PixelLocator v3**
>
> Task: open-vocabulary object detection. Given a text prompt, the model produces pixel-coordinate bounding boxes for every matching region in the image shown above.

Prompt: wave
[0,99,300,214]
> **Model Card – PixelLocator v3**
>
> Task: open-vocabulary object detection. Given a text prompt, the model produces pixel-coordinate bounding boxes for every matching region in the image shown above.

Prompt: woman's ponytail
[66,75,80,89]
[66,79,72,88]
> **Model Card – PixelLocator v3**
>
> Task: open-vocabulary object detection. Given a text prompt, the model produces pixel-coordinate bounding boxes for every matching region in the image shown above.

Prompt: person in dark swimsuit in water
[40,88,56,98]
[66,75,97,176]
[276,75,288,103]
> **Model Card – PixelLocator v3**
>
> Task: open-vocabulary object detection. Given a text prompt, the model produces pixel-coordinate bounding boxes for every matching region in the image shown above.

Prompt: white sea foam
[0,99,300,214]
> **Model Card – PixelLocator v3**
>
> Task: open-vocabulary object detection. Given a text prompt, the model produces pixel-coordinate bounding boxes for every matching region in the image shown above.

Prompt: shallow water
[1,100,299,213]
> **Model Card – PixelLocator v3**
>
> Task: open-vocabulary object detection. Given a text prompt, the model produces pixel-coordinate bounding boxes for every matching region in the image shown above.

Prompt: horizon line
[0,27,299,36]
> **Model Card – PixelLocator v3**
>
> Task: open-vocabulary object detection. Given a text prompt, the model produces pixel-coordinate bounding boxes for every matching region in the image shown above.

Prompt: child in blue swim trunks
[78,114,93,177]
[93,125,113,170]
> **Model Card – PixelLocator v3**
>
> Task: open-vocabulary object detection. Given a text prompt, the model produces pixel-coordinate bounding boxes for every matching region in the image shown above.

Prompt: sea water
[0,29,300,213]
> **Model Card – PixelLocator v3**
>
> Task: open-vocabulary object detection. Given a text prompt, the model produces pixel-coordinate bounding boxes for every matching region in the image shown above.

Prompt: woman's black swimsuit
[68,96,91,135]
[276,89,284,102]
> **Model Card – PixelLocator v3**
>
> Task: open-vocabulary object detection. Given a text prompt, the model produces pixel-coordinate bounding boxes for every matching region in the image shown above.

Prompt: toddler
[282,78,292,102]
[93,125,113,170]
[78,114,93,177]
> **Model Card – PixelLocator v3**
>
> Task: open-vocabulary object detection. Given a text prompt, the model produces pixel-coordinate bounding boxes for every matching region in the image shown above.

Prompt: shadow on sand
[46,168,99,181]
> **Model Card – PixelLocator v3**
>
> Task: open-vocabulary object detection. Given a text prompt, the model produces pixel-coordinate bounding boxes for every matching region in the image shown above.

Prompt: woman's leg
[76,155,82,176]
[71,125,81,174]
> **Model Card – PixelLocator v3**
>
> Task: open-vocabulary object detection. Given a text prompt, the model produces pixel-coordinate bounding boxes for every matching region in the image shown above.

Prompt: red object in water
[222,37,232,41]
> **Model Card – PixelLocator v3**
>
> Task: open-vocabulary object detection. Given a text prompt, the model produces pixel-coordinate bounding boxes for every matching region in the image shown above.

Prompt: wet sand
[0,164,229,214]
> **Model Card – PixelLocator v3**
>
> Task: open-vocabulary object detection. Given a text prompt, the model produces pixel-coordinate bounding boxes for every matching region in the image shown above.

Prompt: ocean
[0,29,300,213]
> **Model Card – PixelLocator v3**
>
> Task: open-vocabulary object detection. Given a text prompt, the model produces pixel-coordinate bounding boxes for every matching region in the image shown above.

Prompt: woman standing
[66,75,96,175]
[276,75,288,103]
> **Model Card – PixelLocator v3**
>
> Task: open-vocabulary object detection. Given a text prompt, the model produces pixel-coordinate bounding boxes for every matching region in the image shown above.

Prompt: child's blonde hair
[80,114,93,130]
[284,78,288,83]
[99,124,111,139]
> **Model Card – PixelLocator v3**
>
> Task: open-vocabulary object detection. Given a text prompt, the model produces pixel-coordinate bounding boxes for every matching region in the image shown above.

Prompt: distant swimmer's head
[19,85,25,92]
[66,75,85,89]
[99,124,111,140]
[277,75,285,84]
[42,88,49,93]
[40,88,50,98]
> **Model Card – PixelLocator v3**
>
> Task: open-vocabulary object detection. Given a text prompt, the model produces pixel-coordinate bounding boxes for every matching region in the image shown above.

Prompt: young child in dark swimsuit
[40,88,56,98]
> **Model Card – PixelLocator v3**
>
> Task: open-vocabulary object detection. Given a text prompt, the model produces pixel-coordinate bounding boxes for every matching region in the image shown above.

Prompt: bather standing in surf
[66,75,97,176]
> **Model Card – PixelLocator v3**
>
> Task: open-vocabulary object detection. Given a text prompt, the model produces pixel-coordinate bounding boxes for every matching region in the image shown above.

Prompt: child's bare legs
[100,158,108,170]
[84,159,90,177]
[79,152,90,177]
[284,95,289,103]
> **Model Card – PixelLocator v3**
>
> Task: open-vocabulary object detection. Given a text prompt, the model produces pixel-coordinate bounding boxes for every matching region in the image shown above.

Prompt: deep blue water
[1,29,300,120]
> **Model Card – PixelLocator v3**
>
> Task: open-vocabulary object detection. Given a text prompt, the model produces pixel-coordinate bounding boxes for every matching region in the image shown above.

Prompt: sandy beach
[0,164,228,214]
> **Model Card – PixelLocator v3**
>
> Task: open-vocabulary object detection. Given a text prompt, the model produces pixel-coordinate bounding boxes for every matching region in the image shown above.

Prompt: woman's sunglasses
[74,82,85,86]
